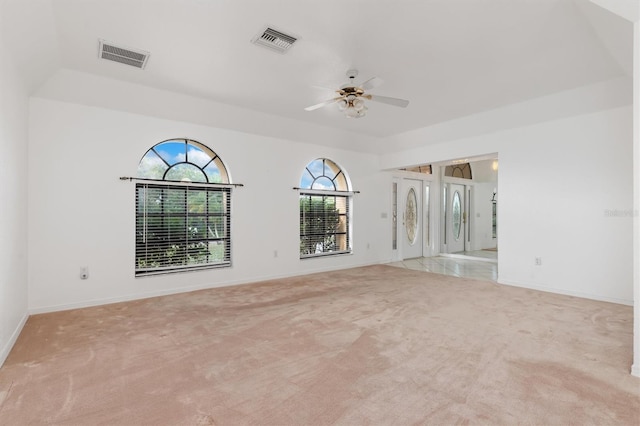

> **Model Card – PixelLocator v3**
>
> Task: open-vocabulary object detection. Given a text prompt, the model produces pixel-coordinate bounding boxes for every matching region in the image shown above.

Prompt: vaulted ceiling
[1,0,634,142]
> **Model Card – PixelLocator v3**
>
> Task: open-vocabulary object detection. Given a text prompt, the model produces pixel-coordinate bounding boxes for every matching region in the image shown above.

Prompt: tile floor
[386,254,498,282]
[459,249,497,261]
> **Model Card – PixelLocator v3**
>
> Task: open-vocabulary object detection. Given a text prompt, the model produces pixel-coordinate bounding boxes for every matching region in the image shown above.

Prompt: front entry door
[447,183,466,253]
[402,179,423,259]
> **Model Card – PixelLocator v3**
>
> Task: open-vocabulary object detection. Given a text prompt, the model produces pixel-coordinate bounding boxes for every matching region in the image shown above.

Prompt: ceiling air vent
[251,27,297,54]
[98,40,150,69]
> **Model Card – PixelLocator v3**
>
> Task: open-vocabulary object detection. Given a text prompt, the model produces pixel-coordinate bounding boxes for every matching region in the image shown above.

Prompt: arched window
[445,163,472,179]
[299,158,352,258]
[402,164,432,175]
[135,139,232,275]
[138,139,229,183]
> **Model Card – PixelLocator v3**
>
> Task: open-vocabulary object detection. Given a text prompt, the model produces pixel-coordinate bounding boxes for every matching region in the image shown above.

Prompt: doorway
[444,183,469,254]
[402,179,423,259]
[440,158,498,261]
[393,157,496,263]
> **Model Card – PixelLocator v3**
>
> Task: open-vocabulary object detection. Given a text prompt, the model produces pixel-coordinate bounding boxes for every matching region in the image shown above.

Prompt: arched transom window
[135,138,231,276]
[300,158,349,191]
[445,162,472,179]
[138,139,229,183]
[299,158,352,258]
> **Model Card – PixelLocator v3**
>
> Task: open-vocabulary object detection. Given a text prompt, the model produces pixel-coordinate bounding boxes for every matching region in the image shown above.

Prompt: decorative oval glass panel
[452,191,462,240]
[406,188,418,244]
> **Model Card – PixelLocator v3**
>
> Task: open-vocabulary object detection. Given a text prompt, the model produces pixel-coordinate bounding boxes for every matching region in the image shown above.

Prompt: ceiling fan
[304,69,409,118]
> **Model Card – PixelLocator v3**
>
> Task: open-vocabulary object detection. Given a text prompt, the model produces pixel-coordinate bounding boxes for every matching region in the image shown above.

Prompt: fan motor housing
[339,87,365,96]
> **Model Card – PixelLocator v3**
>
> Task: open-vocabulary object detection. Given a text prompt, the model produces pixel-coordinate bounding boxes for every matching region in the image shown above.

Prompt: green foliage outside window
[298,158,352,258]
[299,195,348,256]
[135,139,231,275]
[136,185,229,273]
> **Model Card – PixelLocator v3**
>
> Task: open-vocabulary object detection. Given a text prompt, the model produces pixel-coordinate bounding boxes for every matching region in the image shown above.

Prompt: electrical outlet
[535,257,542,266]
[274,250,278,258]
[80,267,89,279]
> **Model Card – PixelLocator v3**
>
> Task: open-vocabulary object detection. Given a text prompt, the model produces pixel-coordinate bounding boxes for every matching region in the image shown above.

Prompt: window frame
[134,139,233,276]
[298,158,353,259]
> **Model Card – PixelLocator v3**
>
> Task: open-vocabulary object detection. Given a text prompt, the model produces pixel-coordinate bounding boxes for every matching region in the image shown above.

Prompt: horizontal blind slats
[136,182,231,275]
[299,193,351,257]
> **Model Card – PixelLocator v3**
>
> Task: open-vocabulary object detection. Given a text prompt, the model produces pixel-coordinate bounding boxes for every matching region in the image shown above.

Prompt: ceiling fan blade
[304,97,343,111]
[365,94,409,108]
[360,76,383,90]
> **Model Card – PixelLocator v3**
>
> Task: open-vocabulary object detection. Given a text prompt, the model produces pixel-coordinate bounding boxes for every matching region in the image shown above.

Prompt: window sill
[300,251,352,260]
[135,261,231,277]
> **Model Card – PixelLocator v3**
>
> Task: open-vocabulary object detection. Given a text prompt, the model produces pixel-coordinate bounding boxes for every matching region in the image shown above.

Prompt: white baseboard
[632,364,640,378]
[498,278,633,306]
[0,312,29,368]
[29,260,383,315]
[440,253,498,264]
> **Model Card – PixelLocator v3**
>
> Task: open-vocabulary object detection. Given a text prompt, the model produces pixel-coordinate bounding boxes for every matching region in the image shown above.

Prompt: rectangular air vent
[98,40,150,69]
[251,27,297,54]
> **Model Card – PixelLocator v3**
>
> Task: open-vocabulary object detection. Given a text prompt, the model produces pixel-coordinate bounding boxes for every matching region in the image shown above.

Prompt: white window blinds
[135,183,231,275]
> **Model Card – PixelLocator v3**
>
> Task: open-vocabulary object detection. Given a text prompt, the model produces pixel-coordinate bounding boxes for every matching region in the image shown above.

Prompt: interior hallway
[387,254,498,282]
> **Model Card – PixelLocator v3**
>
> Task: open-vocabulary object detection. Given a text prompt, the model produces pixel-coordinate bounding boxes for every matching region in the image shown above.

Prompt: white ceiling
[1,0,633,139]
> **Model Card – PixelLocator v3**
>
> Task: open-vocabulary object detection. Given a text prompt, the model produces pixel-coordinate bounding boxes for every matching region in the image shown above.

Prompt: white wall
[473,182,498,251]
[0,30,30,365]
[382,105,633,304]
[374,76,631,155]
[632,15,639,378]
[36,69,380,154]
[27,98,390,313]
[469,159,498,251]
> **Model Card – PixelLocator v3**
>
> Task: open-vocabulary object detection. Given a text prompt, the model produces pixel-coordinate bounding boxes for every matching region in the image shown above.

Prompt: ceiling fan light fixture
[345,108,359,118]
[304,69,408,118]
[344,104,366,118]
[341,96,367,118]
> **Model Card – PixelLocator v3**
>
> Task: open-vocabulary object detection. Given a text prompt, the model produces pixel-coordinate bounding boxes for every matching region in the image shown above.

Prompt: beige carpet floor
[0,265,638,425]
